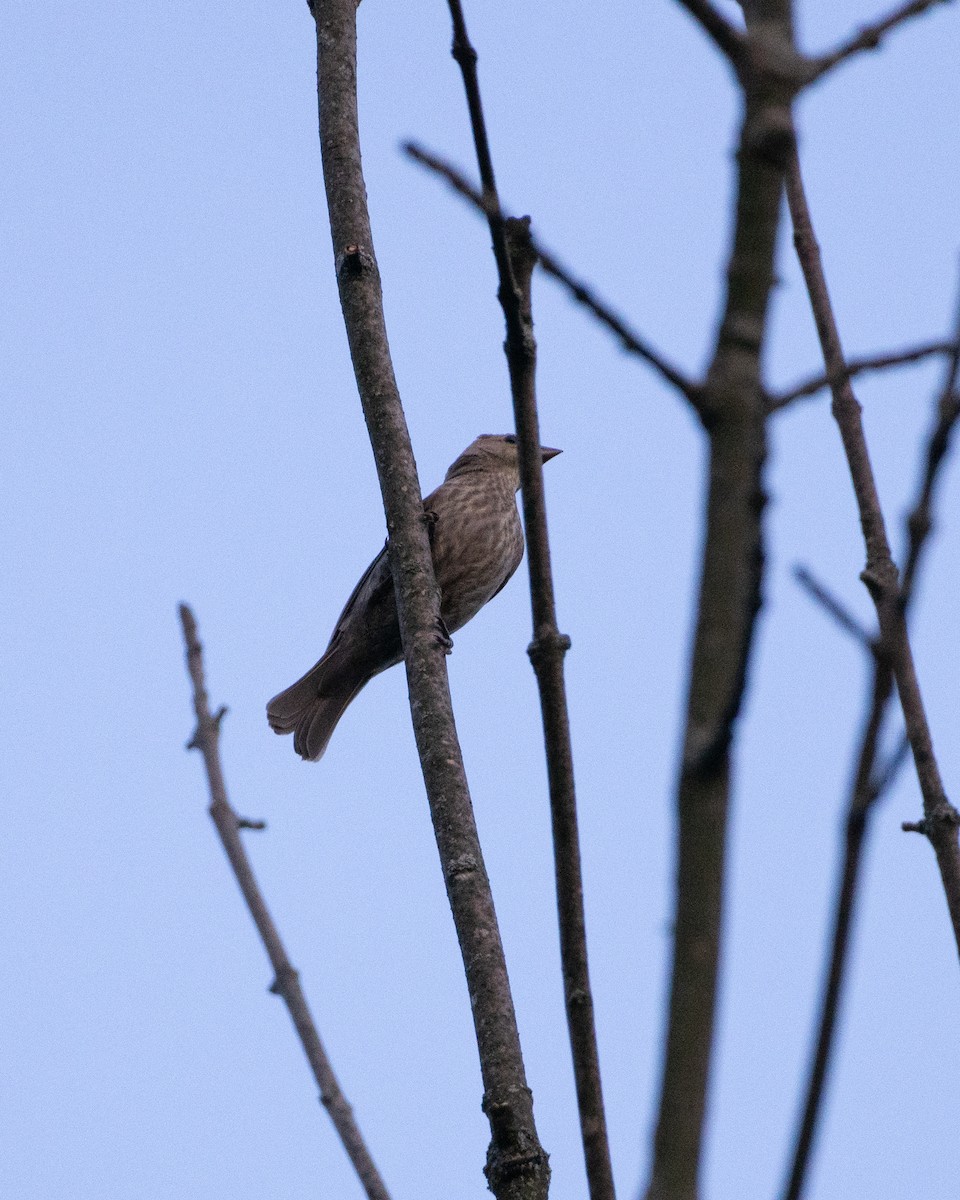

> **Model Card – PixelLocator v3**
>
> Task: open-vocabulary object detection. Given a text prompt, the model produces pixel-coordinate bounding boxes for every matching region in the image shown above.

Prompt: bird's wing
[327,543,393,643]
[489,536,525,601]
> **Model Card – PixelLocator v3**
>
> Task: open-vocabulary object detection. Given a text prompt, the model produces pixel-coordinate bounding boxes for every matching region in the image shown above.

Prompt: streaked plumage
[267,434,561,761]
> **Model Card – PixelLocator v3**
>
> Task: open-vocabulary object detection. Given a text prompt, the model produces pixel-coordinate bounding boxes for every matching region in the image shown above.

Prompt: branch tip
[178,601,392,1199]
[810,0,952,82]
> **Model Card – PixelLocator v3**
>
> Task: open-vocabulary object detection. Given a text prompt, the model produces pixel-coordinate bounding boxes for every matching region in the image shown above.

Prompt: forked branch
[647,2,795,1195]
[785,149,960,955]
[780,278,960,1200]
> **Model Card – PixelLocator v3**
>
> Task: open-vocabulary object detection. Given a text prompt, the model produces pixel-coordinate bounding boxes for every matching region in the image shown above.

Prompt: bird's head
[445,433,561,485]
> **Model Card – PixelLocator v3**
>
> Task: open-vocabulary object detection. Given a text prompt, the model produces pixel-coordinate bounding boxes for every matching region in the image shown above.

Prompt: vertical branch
[444,5,615,1198]
[310,4,549,1196]
[647,6,797,1199]
[178,604,391,1200]
[508,225,613,1200]
[780,277,960,1200]
[785,150,960,957]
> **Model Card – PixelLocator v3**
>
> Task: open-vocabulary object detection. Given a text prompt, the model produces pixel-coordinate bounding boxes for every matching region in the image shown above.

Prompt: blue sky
[4,3,960,1198]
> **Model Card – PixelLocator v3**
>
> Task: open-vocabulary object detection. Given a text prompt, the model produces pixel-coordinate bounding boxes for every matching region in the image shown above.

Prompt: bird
[267,433,561,761]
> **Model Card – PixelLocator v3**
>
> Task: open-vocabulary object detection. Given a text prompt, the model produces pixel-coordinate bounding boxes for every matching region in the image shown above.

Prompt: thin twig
[787,145,960,1176]
[443,4,615,1198]
[674,0,747,64]
[310,4,548,1196]
[871,733,911,802]
[793,564,875,648]
[236,815,268,830]
[900,315,960,597]
[177,604,391,1200]
[769,340,956,411]
[779,276,960,1200]
[786,149,960,946]
[404,142,702,409]
[646,4,795,1197]
[809,0,953,81]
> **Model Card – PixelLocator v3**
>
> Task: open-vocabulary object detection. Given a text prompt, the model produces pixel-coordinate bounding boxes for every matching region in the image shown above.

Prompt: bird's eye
[504,434,517,444]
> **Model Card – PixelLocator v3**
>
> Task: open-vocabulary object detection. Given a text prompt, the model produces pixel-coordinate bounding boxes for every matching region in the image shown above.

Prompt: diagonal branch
[809,0,953,82]
[793,564,874,648]
[788,139,960,909]
[443,4,615,1198]
[769,340,956,411]
[901,313,960,597]
[310,4,548,1196]
[674,0,748,65]
[178,604,391,1200]
[778,274,960,1200]
[404,142,702,409]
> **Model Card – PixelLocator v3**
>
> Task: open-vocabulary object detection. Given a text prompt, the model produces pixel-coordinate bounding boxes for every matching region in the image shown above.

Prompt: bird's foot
[434,616,454,655]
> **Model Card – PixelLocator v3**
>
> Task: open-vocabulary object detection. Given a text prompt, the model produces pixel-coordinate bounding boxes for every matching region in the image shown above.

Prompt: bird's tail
[266,655,368,762]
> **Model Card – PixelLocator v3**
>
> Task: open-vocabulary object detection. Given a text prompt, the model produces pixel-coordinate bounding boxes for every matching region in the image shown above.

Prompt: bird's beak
[540,446,562,462]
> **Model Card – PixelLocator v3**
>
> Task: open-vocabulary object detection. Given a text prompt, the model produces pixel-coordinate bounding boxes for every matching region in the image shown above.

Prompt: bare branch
[404,142,703,409]
[793,564,875,648]
[781,274,960,1200]
[647,4,796,1197]
[769,340,956,411]
[900,293,960,598]
[674,0,748,64]
[178,604,391,1200]
[443,4,615,1197]
[310,4,548,1195]
[777,157,960,1200]
[809,0,953,81]
[786,148,960,948]
[871,732,911,803]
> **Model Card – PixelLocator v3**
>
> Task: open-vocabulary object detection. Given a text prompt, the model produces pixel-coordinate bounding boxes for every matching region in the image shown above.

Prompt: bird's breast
[429,478,524,633]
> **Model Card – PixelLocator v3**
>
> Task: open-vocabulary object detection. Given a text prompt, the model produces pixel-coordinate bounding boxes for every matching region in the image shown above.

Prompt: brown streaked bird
[267,434,561,761]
